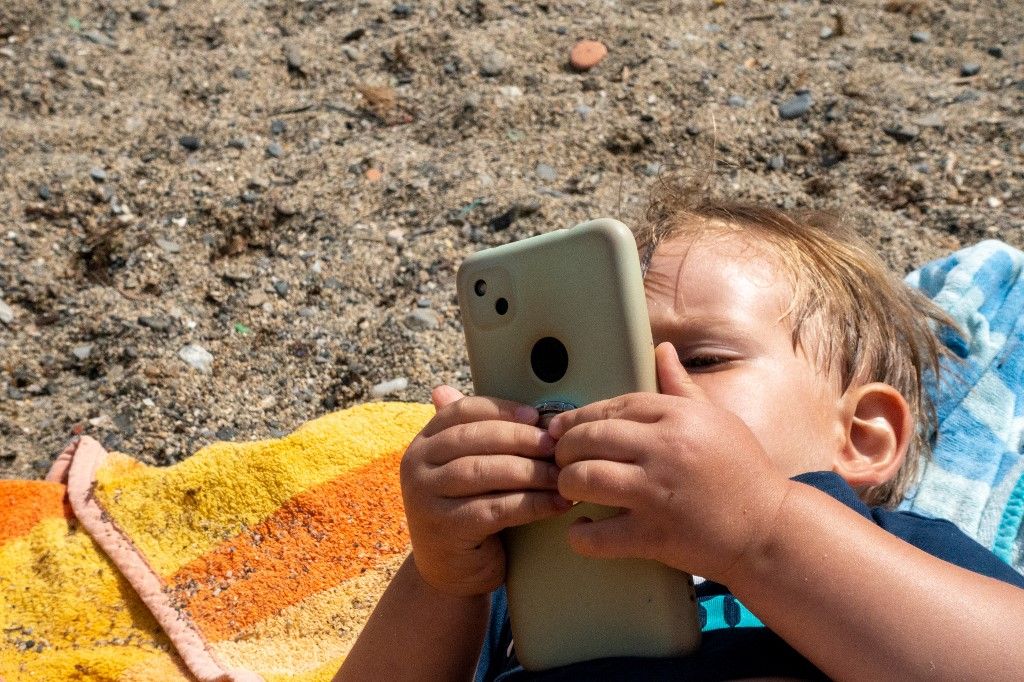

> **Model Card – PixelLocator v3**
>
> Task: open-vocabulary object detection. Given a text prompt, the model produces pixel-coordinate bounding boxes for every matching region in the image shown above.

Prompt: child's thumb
[655,342,699,398]
[431,384,465,410]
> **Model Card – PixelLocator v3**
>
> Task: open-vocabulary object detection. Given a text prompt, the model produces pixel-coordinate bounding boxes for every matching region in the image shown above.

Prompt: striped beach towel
[902,239,1024,573]
[0,402,433,681]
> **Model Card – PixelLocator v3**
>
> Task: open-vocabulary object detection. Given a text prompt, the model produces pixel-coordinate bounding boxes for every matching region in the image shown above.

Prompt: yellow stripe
[0,518,178,678]
[93,402,433,577]
[209,553,406,676]
[0,646,183,682]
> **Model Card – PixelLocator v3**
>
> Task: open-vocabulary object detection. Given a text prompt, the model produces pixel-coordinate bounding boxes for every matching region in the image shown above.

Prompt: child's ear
[833,383,912,489]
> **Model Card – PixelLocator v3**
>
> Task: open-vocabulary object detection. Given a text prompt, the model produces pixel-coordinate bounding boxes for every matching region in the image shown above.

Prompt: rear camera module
[474,279,487,296]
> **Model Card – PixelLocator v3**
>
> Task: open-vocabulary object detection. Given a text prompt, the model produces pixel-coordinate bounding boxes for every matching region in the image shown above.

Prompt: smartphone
[456,218,701,670]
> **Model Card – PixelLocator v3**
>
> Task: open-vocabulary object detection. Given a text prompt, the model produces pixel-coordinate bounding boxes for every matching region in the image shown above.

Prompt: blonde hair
[634,179,959,507]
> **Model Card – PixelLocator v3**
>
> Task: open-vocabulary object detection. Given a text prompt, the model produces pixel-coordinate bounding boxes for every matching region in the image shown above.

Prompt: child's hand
[400,386,571,596]
[548,342,792,584]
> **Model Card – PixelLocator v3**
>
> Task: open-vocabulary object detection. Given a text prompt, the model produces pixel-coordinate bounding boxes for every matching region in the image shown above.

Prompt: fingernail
[538,432,556,454]
[514,405,538,424]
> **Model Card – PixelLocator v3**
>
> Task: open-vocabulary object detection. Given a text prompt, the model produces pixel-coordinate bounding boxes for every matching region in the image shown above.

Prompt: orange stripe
[168,449,409,640]
[0,481,71,545]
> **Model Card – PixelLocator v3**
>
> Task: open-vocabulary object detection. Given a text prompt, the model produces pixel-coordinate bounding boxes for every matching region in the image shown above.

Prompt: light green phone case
[456,218,701,671]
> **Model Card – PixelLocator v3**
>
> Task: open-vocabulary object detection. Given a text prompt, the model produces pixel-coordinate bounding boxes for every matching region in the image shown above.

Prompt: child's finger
[421,420,555,465]
[446,491,573,536]
[431,455,561,498]
[552,419,651,467]
[557,460,646,508]
[547,394,667,440]
[430,384,464,410]
[422,395,538,438]
[655,341,703,398]
[566,512,644,561]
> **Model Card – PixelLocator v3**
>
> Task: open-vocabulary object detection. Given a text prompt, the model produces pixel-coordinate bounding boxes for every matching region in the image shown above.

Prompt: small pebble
[179,344,214,373]
[273,281,290,297]
[987,196,1003,208]
[912,162,931,174]
[960,63,981,77]
[72,344,93,361]
[404,309,441,331]
[392,3,412,17]
[179,135,201,151]
[89,168,107,182]
[819,26,833,40]
[569,40,608,71]
[370,377,409,398]
[365,168,383,182]
[987,46,1004,59]
[910,31,930,44]
[575,104,593,119]
[778,92,813,119]
[479,51,509,77]
[536,163,557,182]
[386,228,406,247]
[266,142,283,158]
[156,238,181,253]
[49,51,68,69]
[767,154,785,171]
[883,123,920,143]
[0,299,14,325]
[227,138,248,149]
[727,95,746,107]
[231,67,251,80]
[270,119,286,135]
[37,185,52,201]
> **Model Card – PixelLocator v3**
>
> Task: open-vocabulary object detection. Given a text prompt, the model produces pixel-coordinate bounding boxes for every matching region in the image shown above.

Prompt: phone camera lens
[495,297,509,315]
[474,279,487,296]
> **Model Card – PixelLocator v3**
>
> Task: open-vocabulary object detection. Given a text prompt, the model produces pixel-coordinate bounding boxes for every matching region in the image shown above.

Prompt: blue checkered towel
[903,239,1024,573]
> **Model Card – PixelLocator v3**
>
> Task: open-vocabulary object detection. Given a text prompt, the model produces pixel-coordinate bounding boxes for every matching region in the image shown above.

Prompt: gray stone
[89,167,107,182]
[479,51,508,78]
[370,377,409,398]
[778,92,813,119]
[82,30,117,48]
[179,135,201,151]
[960,63,981,77]
[883,123,920,143]
[138,315,172,332]
[179,344,213,373]
[156,238,181,253]
[536,163,557,182]
[404,308,441,331]
[72,344,93,361]
[910,31,930,44]
[768,154,785,171]
[727,95,746,107]
[273,281,290,297]
[266,142,283,158]
[0,299,13,325]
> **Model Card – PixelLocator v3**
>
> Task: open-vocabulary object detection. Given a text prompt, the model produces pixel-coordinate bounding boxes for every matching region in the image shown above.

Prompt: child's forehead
[644,231,796,317]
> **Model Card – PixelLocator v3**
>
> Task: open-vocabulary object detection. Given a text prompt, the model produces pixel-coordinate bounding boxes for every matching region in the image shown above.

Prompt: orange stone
[569,40,608,71]
[365,168,383,182]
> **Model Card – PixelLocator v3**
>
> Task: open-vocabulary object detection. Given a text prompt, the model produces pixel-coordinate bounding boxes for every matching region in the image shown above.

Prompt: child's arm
[334,554,489,681]
[549,342,1024,679]
[337,387,568,681]
[721,480,1024,680]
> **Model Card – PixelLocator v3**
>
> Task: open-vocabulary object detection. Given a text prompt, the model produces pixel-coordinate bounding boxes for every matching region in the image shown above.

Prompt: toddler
[338,190,1024,681]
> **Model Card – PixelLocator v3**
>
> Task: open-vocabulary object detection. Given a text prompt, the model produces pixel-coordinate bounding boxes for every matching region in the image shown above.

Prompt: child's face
[644,232,845,478]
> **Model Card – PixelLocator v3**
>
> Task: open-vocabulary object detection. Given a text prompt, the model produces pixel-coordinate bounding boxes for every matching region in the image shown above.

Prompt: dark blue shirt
[476,471,1024,681]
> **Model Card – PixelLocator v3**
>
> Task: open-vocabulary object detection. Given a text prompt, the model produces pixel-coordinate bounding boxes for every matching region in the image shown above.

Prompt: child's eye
[682,355,729,370]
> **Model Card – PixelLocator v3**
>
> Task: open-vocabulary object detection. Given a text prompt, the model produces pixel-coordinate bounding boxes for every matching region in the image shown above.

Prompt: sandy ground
[1,0,1021,477]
